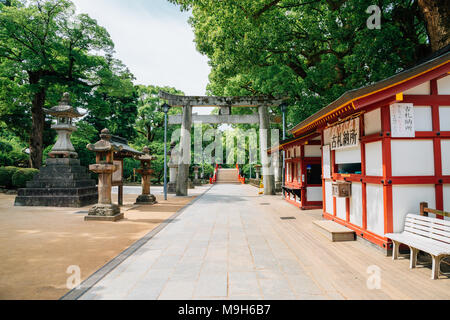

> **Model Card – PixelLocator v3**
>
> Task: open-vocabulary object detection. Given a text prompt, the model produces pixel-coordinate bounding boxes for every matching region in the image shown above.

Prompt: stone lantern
[254,164,262,181]
[14,93,97,207]
[86,129,123,221]
[135,146,157,205]
[193,166,202,186]
[45,92,83,159]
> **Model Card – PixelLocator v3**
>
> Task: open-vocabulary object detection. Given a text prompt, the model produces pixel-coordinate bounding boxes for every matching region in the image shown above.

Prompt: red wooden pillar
[360,115,368,232]
[381,105,394,237]
[431,79,444,218]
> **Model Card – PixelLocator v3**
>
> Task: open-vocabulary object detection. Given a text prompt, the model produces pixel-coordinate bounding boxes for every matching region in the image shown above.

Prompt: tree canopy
[169,0,445,130]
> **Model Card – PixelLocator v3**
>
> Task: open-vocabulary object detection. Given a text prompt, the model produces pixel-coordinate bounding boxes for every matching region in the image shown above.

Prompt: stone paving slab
[76,184,450,300]
[78,184,327,300]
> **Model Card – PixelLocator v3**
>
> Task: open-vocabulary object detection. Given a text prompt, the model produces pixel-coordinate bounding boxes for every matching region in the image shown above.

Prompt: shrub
[12,168,39,188]
[0,166,20,188]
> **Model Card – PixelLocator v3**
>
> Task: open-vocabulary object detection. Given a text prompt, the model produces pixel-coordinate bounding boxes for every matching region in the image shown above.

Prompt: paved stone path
[79,184,329,300]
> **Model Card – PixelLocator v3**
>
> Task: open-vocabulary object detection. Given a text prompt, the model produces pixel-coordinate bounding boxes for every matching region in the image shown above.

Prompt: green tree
[0,0,114,168]
[170,0,440,129]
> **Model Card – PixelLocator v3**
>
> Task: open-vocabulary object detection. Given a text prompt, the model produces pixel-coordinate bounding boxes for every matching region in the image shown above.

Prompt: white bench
[386,214,450,280]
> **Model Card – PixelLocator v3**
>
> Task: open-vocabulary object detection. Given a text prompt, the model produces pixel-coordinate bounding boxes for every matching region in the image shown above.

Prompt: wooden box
[332,182,352,198]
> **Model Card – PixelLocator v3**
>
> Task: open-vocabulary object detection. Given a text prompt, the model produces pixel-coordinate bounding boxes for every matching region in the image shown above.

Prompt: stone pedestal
[134,146,157,205]
[188,179,195,189]
[87,162,123,221]
[15,93,98,208]
[85,129,123,222]
[15,158,98,207]
[135,171,157,205]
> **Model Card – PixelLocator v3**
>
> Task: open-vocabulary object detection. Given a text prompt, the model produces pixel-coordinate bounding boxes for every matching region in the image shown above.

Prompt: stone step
[313,220,356,242]
[35,172,92,181]
[39,166,88,174]
[14,193,98,208]
[27,179,96,189]
[18,186,98,197]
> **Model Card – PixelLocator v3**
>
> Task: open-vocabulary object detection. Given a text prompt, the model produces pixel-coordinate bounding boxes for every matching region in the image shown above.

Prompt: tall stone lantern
[46,92,82,159]
[193,166,202,186]
[255,164,262,181]
[86,129,124,222]
[14,93,98,207]
[135,146,157,205]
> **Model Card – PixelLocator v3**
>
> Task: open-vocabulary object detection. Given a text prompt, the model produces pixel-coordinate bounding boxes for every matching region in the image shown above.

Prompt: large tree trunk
[418,0,450,52]
[28,71,46,169]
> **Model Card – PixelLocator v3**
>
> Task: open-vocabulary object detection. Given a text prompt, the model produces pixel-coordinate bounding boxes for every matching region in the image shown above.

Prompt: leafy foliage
[169,0,433,130]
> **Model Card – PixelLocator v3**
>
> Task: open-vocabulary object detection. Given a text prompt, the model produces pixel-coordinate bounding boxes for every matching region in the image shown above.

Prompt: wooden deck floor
[266,198,450,300]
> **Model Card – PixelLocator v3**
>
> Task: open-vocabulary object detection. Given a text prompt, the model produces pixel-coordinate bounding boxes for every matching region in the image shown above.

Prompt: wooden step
[313,220,356,242]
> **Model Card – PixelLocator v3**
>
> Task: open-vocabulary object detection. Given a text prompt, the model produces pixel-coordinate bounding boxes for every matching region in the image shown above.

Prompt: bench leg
[409,247,419,269]
[431,255,442,280]
[392,241,400,260]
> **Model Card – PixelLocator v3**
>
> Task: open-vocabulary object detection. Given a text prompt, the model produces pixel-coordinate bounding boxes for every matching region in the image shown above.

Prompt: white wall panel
[404,81,430,95]
[366,184,384,236]
[336,198,347,221]
[437,75,450,95]
[392,185,436,232]
[414,106,433,131]
[442,140,450,175]
[391,140,434,176]
[350,182,363,227]
[335,146,361,164]
[325,181,333,214]
[307,187,323,202]
[439,106,450,131]
[305,145,322,157]
[365,141,383,177]
[443,185,450,221]
[364,109,382,136]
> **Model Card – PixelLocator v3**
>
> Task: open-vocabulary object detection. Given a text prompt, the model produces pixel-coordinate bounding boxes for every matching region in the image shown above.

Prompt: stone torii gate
[159,91,286,197]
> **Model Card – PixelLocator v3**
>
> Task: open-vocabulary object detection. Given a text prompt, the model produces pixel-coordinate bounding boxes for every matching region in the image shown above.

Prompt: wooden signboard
[112,160,123,186]
[324,118,360,151]
[390,103,415,138]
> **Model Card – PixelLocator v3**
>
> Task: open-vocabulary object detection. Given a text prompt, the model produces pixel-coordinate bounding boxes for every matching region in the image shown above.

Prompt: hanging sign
[322,145,331,179]
[324,118,360,151]
[390,103,415,138]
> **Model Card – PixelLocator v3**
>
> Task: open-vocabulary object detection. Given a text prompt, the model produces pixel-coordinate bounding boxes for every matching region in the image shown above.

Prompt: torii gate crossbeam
[159,91,287,197]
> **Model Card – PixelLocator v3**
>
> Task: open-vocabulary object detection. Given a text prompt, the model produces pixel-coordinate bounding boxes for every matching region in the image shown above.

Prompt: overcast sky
[72,0,211,97]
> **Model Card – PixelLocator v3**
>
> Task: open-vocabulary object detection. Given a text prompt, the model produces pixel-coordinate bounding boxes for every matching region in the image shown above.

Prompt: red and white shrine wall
[283,135,323,210]
[318,75,450,249]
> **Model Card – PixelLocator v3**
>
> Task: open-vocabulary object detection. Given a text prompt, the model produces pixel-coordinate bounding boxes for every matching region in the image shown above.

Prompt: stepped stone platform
[15,158,98,208]
[313,220,356,242]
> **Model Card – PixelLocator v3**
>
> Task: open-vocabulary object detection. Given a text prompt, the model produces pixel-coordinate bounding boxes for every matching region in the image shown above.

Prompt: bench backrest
[404,214,450,245]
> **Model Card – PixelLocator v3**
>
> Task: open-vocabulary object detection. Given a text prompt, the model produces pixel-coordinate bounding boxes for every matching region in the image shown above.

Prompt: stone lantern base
[14,158,98,208]
[85,204,123,222]
[188,179,195,189]
[135,194,157,205]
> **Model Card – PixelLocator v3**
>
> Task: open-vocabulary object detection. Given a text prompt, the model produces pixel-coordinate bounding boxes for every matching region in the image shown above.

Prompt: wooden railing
[420,202,450,218]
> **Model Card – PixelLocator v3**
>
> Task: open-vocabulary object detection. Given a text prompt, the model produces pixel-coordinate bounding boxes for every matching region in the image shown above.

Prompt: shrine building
[270,48,450,251]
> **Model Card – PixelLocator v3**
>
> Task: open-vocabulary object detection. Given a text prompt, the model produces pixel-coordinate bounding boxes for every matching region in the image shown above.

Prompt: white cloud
[71,0,211,98]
